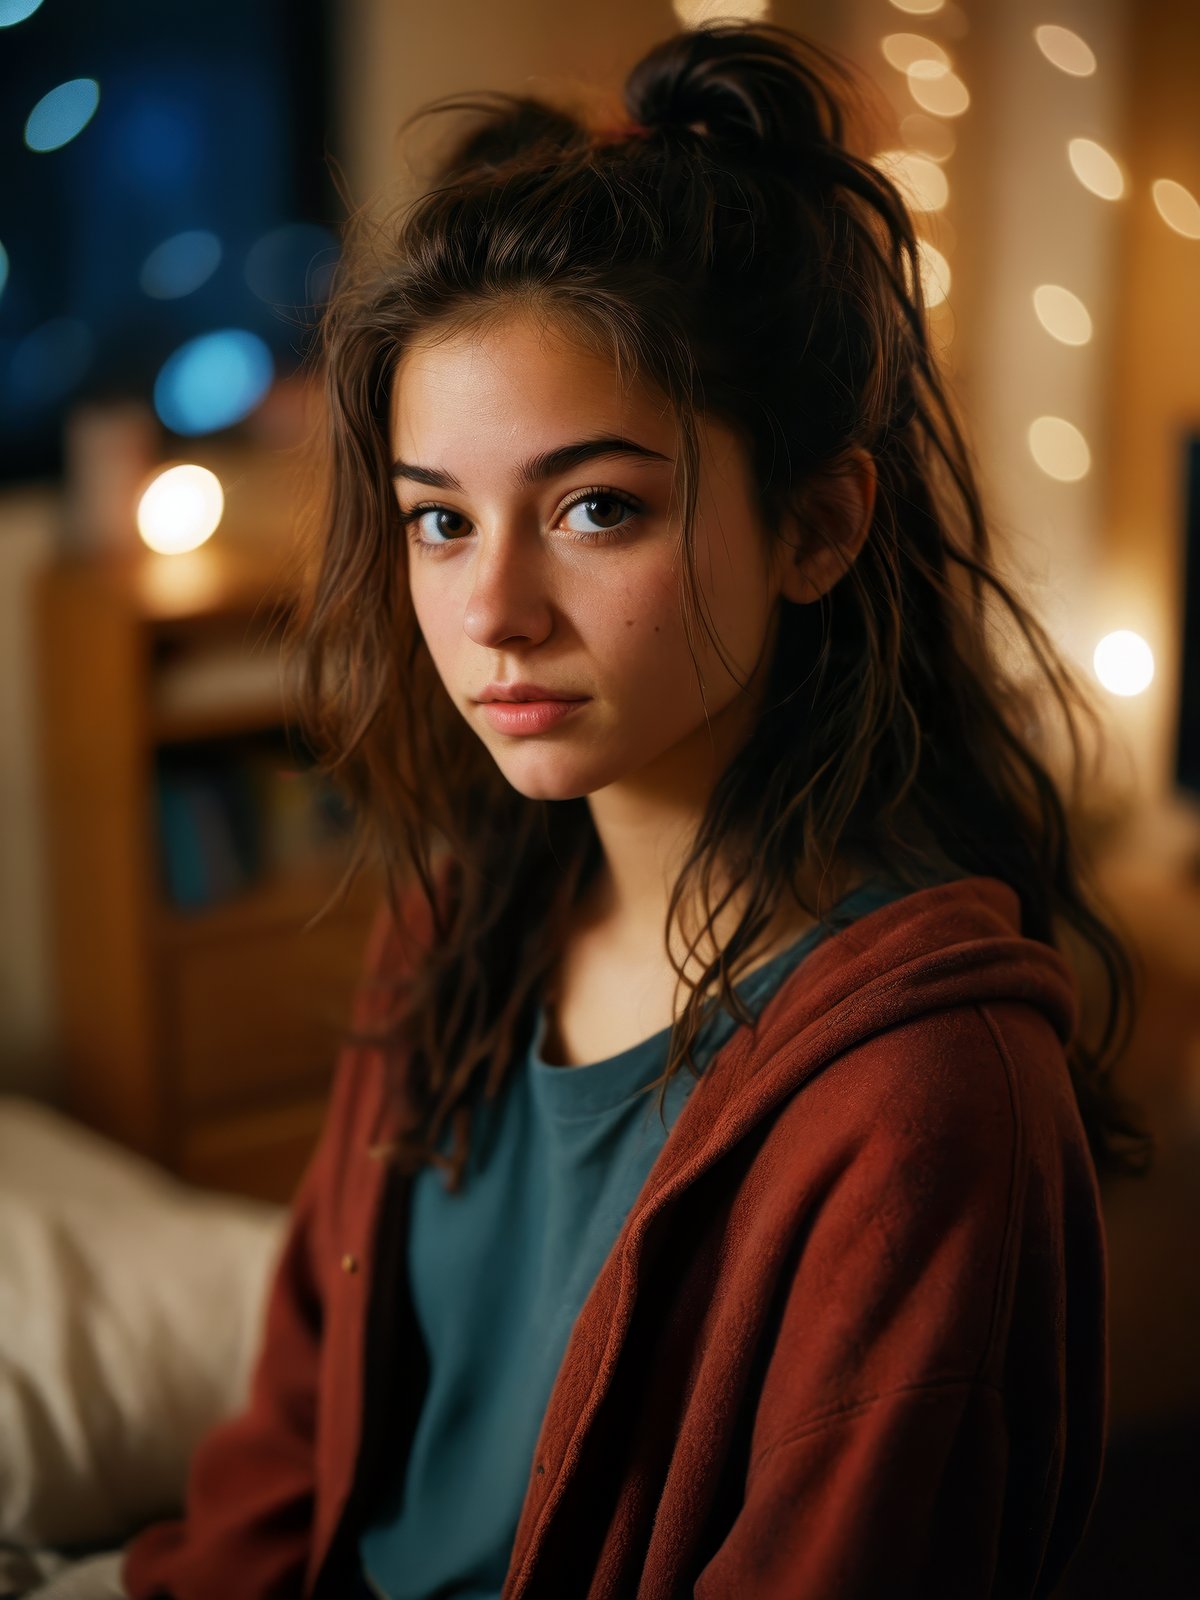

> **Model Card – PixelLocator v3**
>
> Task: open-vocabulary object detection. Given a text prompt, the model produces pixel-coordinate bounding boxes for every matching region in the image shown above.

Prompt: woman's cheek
[606,552,684,640]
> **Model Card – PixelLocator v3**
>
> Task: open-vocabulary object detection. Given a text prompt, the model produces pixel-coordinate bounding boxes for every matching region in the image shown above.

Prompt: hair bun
[418,92,584,186]
[624,24,846,159]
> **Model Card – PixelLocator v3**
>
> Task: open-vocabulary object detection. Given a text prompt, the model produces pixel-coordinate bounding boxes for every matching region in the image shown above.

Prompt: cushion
[0,1095,287,1551]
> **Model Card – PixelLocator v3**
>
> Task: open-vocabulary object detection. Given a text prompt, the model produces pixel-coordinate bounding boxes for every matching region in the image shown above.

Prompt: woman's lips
[479,698,589,735]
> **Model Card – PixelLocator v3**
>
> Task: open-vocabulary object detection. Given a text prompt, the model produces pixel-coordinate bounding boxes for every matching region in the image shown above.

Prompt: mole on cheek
[625,619,634,627]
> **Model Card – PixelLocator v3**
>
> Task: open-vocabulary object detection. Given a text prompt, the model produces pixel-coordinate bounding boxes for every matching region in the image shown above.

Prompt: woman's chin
[488,751,613,804]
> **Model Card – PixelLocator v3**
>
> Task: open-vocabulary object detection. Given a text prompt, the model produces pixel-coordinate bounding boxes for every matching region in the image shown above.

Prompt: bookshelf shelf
[35,541,378,1204]
[156,857,368,948]
[151,698,294,745]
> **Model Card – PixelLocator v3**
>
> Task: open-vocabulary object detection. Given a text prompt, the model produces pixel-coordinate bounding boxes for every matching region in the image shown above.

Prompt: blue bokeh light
[153,328,274,435]
[24,78,101,153]
[244,222,339,311]
[0,242,8,303]
[0,0,44,26]
[114,95,203,189]
[8,318,93,408]
[140,230,223,300]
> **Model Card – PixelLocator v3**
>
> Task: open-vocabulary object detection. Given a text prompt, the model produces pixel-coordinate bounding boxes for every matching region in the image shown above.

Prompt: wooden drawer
[166,908,373,1114]
[176,1092,331,1203]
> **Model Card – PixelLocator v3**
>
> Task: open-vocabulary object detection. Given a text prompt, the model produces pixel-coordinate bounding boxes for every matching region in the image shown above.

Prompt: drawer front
[177,1093,331,1203]
[167,910,374,1114]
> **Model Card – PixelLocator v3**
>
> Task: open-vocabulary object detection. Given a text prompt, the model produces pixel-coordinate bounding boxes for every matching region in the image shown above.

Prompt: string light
[874,149,949,212]
[1028,416,1091,481]
[906,60,970,117]
[880,32,949,73]
[1093,631,1154,697]
[137,464,225,555]
[1067,137,1125,200]
[1033,24,1097,77]
[1032,284,1093,345]
[1152,178,1200,240]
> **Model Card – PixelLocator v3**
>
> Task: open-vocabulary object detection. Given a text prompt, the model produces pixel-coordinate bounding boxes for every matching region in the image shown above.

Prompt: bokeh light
[887,0,945,12]
[243,223,339,311]
[906,60,971,118]
[8,318,92,408]
[1032,284,1093,345]
[935,3,969,40]
[900,238,951,309]
[1028,415,1091,481]
[1068,137,1124,200]
[0,0,44,24]
[140,231,223,300]
[113,95,203,189]
[24,78,100,153]
[672,0,769,23]
[1152,178,1200,240]
[874,149,950,212]
[137,464,225,555]
[900,112,956,162]
[153,329,274,436]
[0,241,8,303]
[881,33,949,73]
[1034,24,1097,77]
[1093,630,1155,697]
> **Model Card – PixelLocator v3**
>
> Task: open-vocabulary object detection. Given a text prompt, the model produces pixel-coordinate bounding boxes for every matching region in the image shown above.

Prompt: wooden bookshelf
[34,540,380,1204]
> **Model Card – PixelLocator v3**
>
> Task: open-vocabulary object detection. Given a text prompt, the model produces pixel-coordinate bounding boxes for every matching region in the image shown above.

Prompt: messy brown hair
[294,22,1153,1192]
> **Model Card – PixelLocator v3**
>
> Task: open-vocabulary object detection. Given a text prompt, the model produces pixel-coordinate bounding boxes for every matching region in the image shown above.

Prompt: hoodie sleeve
[693,1001,1103,1600]
[119,1097,333,1599]
[120,889,427,1600]
[692,1376,1011,1598]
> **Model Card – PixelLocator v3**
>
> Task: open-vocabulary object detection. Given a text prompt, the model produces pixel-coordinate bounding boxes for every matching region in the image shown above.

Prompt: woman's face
[388,310,791,805]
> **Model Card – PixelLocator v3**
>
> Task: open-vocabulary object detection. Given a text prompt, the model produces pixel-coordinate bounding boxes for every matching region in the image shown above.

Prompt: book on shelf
[154,735,353,912]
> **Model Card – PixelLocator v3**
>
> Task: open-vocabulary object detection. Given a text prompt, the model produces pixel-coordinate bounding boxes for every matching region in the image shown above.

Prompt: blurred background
[0,0,1197,1591]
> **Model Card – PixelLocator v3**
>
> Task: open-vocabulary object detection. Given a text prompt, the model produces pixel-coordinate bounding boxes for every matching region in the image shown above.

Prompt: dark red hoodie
[122,873,1106,1598]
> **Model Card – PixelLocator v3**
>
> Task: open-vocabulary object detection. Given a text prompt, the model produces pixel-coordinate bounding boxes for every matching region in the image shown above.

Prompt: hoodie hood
[634,873,1079,1217]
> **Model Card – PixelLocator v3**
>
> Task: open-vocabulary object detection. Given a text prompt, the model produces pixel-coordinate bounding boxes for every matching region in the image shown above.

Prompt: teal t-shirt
[358,876,916,1599]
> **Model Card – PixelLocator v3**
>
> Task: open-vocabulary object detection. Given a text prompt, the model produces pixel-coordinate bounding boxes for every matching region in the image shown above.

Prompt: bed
[0,1095,288,1599]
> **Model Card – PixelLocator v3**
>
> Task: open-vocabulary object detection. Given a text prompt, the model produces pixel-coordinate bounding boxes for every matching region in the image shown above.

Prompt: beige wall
[337,0,852,215]
[948,0,1131,668]
[1099,0,1200,822]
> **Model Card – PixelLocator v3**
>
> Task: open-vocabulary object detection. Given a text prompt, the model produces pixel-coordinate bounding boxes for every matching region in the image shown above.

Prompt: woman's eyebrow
[389,435,672,490]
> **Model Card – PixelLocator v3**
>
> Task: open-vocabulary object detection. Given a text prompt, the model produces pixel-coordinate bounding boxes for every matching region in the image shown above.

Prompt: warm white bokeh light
[672,0,769,23]
[906,60,971,118]
[1032,284,1093,345]
[901,238,951,308]
[874,149,950,212]
[899,112,956,162]
[887,0,945,12]
[1152,178,1200,240]
[137,464,225,555]
[1093,630,1154,697]
[1068,137,1124,200]
[916,239,951,307]
[881,32,949,73]
[1028,416,1091,481]
[1033,24,1097,77]
[936,3,969,40]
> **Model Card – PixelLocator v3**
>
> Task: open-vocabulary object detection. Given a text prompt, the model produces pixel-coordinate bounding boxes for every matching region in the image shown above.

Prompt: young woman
[122,23,1152,1600]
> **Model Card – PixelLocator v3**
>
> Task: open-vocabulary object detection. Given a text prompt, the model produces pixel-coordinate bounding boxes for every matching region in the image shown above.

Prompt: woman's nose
[461,527,554,648]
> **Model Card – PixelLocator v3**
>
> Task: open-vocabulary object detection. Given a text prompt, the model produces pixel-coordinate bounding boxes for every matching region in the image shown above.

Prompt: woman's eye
[561,493,635,535]
[409,507,468,544]
[401,488,641,551]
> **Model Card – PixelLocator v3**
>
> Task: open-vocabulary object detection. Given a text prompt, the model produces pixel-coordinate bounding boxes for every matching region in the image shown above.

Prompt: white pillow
[0,1095,288,1550]
[0,1546,126,1598]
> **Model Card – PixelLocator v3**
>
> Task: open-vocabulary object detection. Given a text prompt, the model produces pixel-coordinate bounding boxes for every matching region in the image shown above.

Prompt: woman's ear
[773,447,878,605]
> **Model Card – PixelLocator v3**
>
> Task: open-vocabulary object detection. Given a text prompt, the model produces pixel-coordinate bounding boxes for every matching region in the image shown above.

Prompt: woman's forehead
[389,314,678,458]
